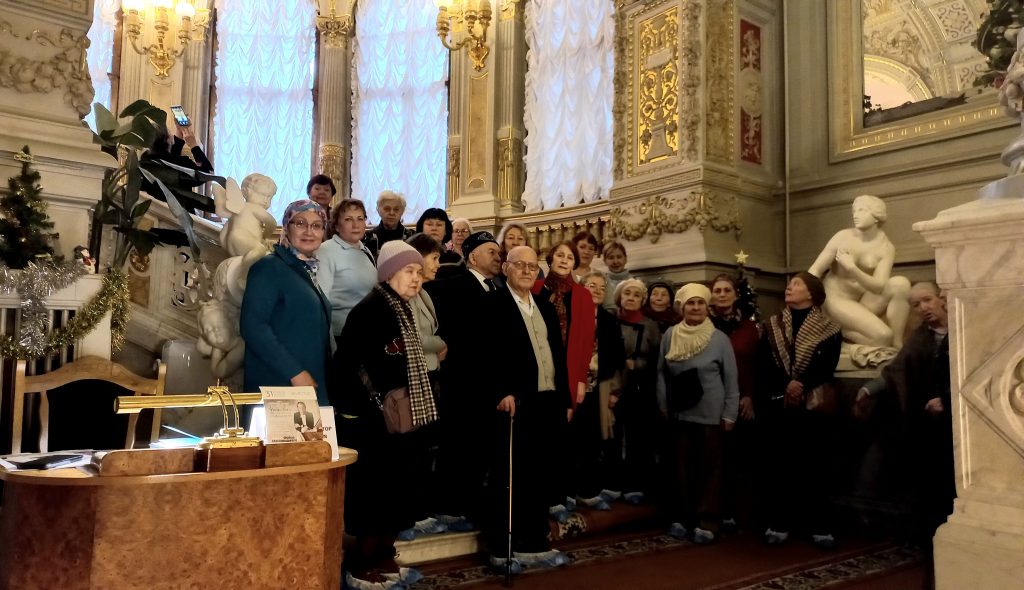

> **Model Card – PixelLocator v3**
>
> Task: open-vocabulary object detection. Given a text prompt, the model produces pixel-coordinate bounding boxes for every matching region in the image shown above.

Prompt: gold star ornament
[734,250,749,265]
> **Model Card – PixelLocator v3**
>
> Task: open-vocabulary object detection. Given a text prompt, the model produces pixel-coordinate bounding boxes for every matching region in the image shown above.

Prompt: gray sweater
[656,329,739,425]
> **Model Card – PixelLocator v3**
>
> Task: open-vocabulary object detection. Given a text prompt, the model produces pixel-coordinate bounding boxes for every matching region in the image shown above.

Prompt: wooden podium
[0,443,357,590]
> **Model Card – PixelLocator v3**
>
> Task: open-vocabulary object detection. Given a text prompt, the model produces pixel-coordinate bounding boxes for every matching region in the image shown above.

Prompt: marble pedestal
[914,193,1024,590]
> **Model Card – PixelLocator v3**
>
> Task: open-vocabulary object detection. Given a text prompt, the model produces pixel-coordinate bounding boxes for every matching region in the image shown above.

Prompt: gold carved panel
[624,1,701,178]
[447,145,461,204]
[828,0,1009,161]
[467,73,489,190]
[705,0,735,164]
[497,135,523,204]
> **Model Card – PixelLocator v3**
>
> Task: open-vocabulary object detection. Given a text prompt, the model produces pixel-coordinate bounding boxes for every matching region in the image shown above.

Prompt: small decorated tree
[0,146,59,268]
[733,250,761,322]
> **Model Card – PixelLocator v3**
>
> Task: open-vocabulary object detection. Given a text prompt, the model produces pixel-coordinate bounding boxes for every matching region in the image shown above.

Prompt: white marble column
[314,1,355,205]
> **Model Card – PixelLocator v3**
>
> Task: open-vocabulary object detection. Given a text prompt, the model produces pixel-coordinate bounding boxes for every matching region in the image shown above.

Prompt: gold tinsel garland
[0,269,130,359]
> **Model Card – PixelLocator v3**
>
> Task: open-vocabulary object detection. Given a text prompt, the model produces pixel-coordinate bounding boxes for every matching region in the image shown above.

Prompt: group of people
[235,185,954,589]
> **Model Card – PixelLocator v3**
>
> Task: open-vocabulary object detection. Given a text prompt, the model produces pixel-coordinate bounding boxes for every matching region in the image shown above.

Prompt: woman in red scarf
[533,240,597,518]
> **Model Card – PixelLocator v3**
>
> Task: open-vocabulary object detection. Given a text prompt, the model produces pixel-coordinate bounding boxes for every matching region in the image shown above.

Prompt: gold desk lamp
[115,385,265,471]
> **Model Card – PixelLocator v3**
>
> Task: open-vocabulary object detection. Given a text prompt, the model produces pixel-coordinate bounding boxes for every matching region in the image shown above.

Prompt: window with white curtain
[84,0,121,130]
[212,0,316,222]
[351,0,449,225]
[522,0,615,211]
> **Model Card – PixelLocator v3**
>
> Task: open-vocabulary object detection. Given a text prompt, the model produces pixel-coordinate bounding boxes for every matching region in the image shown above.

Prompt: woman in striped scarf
[756,272,842,549]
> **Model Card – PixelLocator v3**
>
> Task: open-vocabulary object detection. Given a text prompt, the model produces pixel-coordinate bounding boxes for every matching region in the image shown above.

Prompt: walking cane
[505,412,515,587]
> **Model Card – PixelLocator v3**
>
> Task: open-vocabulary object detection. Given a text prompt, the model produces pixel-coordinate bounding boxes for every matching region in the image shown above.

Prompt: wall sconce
[434,0,492,71]
[315,0,354,49]
[121,0,211,78]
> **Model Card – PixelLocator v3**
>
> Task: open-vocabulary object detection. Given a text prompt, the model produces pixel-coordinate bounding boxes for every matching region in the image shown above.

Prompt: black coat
[596,307,626,382]
[755,318,841,411]
[478,287,572,409]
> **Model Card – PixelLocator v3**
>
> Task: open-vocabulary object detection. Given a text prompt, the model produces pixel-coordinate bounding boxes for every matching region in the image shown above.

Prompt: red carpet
[416,532,922,590]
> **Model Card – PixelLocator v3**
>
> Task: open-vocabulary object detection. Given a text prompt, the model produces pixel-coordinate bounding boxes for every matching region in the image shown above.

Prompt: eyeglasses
[453,229,471,235]
[584,283,606,292]
[507,261,540,273]
[290,219,325,233]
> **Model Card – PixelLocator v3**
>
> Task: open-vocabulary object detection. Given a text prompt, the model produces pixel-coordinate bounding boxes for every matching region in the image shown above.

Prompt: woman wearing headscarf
[532,240,596,519]
[614,278,663,505]
[708,274,761,532]
[757,272,841,549]
[240,200,332,405]
[316,199,377,347]
[657,283,739,545]
[643,280,682,337]
[332,240,440,588]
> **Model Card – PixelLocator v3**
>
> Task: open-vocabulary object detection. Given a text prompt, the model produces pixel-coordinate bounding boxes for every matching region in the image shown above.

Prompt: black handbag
[666,366,704,413]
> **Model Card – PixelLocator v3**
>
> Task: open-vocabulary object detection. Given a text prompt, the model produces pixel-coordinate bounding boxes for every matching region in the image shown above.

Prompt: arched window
[351,0,449,224]
[212,0,316,222]
[84,0,121,130]
[522,0,615,211]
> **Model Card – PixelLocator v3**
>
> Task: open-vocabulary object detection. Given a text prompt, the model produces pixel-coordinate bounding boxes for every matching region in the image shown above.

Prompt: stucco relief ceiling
[862,0,989,109]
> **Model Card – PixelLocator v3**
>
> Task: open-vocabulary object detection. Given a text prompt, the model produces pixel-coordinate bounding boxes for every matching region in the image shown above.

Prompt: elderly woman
[448,217,473,254]
[575,271,627,510]
[644,281,682,337]
[657,283,739,545]
[615,278,663,505]
[757,272,841,549]
[708,274,760,532]
[533,240,596,518]
[316,199,378,348]
[416,208,452,246]
[305,173,337,213]
[493,221,529,289]
[333,240,439,588]
[240,200,332,404]
[600,240,633,310]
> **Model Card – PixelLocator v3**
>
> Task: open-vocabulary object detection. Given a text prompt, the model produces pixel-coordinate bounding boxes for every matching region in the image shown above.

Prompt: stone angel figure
[809,195,911,358]
[213,173,278,260]
[196,299,245,384]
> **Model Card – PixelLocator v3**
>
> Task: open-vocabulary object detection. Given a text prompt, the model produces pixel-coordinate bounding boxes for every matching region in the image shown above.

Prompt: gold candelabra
[315,0,354,49]
[121,0,211,78]
[435,0,492,71]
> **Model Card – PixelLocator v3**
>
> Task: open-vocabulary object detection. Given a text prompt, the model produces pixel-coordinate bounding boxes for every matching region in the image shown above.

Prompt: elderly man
[481,245,571,572]
[424,230,504,531]
[362,190,414,258]
[856,282,953,563]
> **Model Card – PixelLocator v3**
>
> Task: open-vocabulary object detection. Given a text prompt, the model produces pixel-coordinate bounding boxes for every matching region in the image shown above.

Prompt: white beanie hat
[674,282,711,306]
[377,240,424,282]
[613,278,648,306]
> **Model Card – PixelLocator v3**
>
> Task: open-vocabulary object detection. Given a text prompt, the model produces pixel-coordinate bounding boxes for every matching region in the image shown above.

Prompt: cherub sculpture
[196,299,244,384]
[214,173,278,259]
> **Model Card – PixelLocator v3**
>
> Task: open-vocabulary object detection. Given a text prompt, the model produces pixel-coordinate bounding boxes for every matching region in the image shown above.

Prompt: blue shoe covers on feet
[623,491,645,505]
[576,495,611,510]
[599,489,622,502]
[488,555,523,575]
[564,496,577,512]
[812,533,836,550]
[413,517,447,535]
[764,528,790,545]
[397,527,416,542]
[548,504,570,523]
[668,522,688,540]
[435,514,475,532]
[692,527,715,544]
[345,571,403,590]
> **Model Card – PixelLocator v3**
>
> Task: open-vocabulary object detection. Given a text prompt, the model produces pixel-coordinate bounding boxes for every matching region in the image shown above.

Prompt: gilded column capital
[319,142,348,205]
[500,0,523,21]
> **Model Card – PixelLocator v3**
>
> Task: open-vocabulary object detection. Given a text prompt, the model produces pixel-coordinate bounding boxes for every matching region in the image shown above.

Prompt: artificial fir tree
[733,250,761,322]
[0,146,58,268]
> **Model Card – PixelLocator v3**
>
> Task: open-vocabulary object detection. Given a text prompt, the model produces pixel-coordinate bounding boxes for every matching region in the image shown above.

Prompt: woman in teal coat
[241,199,333,405]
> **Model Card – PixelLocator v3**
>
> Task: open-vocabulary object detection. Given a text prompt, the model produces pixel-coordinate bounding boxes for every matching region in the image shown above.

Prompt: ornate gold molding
[497,136,523,204]
[705,0,735,164]
[607,191,741,243]
[318,143,348,203]
[0,23,93,118]
[446,145,461,204]
[637,7,680,165]
[828,0,1008,161]
[500,0,522,21]
[524,215,611,257]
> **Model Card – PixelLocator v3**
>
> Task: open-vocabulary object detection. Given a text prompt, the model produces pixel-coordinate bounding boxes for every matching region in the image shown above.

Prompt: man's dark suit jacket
[294,411,316,430]
[478,286,571,409]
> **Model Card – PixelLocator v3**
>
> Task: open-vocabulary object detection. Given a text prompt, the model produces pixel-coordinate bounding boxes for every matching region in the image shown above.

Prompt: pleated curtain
[84,0,121,131]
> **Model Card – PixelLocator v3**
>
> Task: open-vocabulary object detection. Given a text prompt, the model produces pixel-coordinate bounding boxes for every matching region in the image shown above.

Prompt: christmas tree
[0,146,58,268]
[733,250,761,322]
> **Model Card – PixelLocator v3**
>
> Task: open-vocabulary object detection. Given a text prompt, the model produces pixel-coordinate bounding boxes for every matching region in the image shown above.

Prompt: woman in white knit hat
[333,239,439,589]
[656,282,740,545]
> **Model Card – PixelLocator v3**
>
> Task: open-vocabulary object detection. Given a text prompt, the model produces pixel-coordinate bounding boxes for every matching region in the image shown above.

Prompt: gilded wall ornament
[446,145,461,203]
[607,191,741,244]
[0,23,93,118]
[318,143,348,197]
[705,0,736,164]
[497,136,523,204]
[637,8,680,165]
[501,0,522,21]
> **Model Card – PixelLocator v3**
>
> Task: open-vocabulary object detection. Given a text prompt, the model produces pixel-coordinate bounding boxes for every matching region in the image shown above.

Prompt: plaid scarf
[374,284,439,427]
[766,307,841,378]
[544,272,575,344]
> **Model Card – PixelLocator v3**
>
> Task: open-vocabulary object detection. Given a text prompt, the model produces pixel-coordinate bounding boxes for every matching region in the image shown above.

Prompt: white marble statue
[809,195,911,354]
[196,300,244,385]
[213,174,278,260]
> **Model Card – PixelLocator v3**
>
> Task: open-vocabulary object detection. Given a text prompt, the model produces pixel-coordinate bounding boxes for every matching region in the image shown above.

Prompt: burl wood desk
[0,443,357,590]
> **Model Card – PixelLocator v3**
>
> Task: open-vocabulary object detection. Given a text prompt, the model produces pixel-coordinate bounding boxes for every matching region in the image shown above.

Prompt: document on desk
[257,387,338,459]
[0,450,93,471]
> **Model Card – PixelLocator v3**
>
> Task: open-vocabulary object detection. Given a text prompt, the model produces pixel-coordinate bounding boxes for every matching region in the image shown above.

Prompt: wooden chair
[11,356,167,454]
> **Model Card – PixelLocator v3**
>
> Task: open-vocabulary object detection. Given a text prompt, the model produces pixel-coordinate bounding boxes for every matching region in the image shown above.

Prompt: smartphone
[8,453,84,470]
[170,105,190,127]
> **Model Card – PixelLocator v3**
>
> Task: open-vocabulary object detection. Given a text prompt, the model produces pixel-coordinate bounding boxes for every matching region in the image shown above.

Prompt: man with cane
[483,245,573,574]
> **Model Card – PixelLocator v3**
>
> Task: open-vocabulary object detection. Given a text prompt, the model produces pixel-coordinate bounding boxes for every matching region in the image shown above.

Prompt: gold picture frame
[827,0,1010,162]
